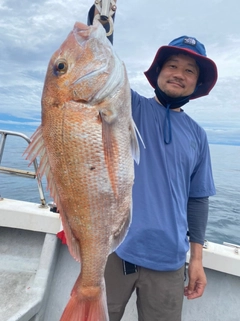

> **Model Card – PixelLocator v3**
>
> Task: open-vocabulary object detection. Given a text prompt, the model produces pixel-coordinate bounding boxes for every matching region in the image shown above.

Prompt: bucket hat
[144,36,218,99]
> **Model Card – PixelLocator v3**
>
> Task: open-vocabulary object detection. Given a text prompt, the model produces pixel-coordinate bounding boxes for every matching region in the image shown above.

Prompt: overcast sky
[0,0,240,145]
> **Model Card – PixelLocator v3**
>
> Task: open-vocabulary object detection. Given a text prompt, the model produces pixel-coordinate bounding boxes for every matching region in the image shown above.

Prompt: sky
[0,0,240,145]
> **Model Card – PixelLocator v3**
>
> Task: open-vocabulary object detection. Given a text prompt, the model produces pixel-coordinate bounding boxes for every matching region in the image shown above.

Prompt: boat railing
[0,129,47,207]
[223,242,240,254]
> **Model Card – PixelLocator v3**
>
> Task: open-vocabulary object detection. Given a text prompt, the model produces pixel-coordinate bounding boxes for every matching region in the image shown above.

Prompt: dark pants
[104,252,185,321]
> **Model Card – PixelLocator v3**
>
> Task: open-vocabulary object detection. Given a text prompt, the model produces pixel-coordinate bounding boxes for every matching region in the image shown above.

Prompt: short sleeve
[189,132,216,197]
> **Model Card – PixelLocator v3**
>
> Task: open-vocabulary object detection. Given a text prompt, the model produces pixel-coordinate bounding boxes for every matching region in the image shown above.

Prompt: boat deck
[1,199,240,321]
[0,228,45,320]
[0,226,59,321]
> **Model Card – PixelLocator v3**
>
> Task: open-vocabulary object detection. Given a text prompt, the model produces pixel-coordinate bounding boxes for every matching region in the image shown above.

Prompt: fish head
[41,20,116,109]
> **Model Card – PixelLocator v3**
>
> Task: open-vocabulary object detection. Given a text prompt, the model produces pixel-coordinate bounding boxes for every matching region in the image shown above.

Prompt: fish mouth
[72,23,92,47]
[74,22,90,31]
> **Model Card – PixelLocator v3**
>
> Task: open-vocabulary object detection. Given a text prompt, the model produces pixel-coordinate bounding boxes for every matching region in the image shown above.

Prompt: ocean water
[0,132,239,246]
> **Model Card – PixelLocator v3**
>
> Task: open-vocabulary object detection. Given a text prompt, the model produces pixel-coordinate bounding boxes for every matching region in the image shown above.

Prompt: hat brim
[144,46,218,100]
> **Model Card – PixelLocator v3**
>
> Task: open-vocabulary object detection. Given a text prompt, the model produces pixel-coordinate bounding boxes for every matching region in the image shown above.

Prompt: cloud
[0,0,239,144]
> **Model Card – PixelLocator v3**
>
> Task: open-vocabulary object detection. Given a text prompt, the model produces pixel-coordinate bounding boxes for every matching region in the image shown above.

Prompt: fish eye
[55,59,68,74]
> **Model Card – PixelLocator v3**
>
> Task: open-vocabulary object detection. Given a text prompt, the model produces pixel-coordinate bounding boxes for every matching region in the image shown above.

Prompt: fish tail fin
[60,286,109,321]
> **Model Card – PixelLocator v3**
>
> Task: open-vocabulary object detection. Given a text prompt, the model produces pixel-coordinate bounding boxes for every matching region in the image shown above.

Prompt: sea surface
[0,132,239,246]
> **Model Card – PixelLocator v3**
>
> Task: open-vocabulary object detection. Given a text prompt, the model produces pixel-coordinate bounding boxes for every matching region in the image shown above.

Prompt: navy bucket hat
[144,36,218,100]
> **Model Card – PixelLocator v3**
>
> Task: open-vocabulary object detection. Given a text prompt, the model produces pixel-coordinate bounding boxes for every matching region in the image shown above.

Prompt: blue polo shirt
[116,90,215,271]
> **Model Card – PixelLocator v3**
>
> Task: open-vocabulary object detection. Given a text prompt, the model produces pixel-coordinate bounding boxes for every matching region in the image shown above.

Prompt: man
[104,36,218,321]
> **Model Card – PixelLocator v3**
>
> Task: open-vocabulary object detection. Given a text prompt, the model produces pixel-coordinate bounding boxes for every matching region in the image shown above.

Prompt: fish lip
[73,22,90,31]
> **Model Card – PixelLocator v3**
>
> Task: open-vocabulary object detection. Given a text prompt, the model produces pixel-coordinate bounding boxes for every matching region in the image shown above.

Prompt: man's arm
[185,197,209,299]
[184,242,207,299]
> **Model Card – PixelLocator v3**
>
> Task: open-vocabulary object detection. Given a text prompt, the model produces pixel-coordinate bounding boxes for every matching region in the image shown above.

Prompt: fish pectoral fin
[110,206,132,253]
[99,111,119,197]
[100,108,117,124]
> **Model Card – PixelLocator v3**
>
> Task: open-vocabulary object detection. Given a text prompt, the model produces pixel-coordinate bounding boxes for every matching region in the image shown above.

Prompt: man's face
[157,54,200,98]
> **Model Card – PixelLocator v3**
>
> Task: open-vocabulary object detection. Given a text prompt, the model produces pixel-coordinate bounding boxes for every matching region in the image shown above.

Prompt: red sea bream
[25,20,139,321]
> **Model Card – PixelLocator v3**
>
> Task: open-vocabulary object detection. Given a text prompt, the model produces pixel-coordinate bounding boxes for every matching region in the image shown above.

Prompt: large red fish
[25,20,139,321]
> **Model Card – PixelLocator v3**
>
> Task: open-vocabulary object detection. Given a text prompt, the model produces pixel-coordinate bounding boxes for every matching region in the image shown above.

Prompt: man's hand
[184,242,207,299]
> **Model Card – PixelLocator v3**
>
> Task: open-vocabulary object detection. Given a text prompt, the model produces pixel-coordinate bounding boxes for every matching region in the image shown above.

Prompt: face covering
[154,84,196,144]
[154,83,191,110]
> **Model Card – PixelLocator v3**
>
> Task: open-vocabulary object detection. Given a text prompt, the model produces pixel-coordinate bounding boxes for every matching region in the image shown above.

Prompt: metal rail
[0,129,47,207]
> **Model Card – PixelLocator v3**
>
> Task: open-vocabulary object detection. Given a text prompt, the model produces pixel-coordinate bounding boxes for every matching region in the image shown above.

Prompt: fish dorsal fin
[24,126,81,262]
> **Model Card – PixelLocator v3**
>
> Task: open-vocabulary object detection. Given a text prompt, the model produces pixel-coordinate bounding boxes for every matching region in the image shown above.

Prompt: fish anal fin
[110,205,132,253]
